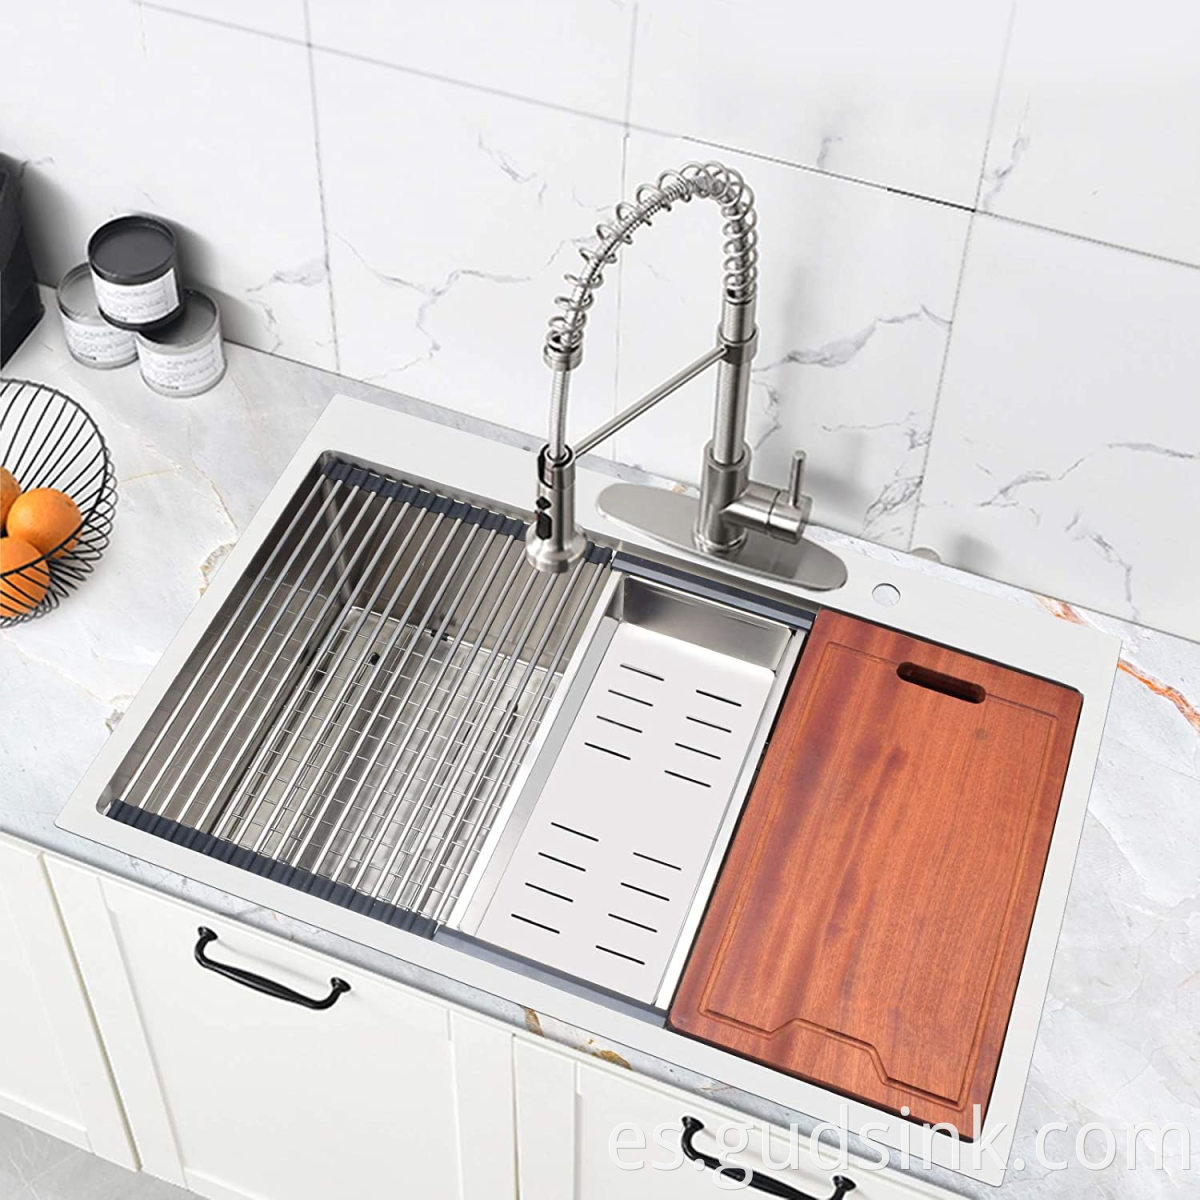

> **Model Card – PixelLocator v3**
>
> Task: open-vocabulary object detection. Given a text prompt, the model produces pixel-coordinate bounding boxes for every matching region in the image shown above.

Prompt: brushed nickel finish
[524,161,844,589]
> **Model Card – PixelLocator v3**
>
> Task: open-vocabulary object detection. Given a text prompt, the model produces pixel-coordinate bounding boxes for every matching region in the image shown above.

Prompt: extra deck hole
[872,582,901,608]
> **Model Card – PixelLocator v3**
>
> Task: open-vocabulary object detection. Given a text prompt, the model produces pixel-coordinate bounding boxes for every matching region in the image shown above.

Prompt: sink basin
[99,454,612,932]
[87,450,802,995]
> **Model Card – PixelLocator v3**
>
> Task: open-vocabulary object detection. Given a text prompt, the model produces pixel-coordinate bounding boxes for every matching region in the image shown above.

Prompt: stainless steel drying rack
[104,456,611,933]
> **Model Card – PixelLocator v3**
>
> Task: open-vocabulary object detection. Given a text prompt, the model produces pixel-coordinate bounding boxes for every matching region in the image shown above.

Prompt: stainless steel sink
[57,397,1117,1187]
[100,454,610,932]
[92,451,806,1006]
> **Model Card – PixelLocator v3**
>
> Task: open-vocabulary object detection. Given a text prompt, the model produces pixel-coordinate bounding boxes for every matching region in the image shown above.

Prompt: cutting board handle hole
[897,661,986,704]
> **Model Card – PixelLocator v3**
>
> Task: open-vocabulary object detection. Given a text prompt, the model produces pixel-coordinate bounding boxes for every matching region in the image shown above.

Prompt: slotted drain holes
[511,835,679,970]
[591,664,734,789]
[474,619,776,1003]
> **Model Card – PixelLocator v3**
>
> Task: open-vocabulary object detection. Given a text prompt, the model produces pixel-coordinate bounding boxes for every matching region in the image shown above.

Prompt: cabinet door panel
[516,1039,960,1200]
[0,838,131,1165]
[452,1011,517,1198]
[51,861,513,1200]
[514,1039,576,1200]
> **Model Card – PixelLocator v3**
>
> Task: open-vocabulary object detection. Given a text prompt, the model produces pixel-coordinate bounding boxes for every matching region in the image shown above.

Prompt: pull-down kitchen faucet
[525,162,846,591]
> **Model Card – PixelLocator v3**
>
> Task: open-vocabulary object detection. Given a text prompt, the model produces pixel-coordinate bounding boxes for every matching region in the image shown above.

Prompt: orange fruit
[0,537,51,617]
[6,488,81,558]
[0,467,19,529]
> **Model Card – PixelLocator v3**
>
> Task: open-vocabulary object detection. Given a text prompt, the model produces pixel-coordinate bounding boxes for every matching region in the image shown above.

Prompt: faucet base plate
[598,483,848,592]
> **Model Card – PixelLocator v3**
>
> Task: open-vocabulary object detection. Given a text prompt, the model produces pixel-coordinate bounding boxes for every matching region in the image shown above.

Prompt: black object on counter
[0,154,45,367]
[87,214,182,331]
[0,379,118,627]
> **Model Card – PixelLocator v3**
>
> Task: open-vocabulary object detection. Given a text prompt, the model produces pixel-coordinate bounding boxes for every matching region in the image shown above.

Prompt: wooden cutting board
[668,610,1082,1134]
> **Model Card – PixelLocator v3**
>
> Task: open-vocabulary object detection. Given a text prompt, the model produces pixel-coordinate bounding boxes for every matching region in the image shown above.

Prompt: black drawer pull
[194,927,350,1010]
[680,1117,856,1200]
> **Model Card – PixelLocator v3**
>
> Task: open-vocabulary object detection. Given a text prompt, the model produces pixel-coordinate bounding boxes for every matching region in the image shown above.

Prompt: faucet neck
[543,163,759,465]
[525,162,816,575]
[526,446,586,574]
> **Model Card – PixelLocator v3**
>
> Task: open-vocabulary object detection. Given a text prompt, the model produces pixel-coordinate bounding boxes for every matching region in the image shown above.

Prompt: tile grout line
[903,0,1018,554]
[904,215,976,555]
[137,0,304,43]
[301,0,341,375]
[131,0,970,212]
[971,0,1019,212]
[978,210,1200,273]
[136,0,630,128]
[609,2,641,463]
[137,0,1200,277]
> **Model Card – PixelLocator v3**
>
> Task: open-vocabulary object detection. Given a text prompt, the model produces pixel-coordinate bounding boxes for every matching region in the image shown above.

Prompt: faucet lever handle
[787,450,807,509]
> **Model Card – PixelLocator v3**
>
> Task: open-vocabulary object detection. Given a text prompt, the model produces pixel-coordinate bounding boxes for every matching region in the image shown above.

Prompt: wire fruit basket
[0,378,117,626]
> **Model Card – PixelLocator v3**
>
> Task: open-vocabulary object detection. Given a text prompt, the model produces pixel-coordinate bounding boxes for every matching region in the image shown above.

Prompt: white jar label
[138,335,225,396]
[92,267,179,325]
[61,315,137,367]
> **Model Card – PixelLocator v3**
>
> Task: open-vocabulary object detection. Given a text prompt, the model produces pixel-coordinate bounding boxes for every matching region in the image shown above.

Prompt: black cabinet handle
[681,1117,856,1200]
[194,927,350,1010]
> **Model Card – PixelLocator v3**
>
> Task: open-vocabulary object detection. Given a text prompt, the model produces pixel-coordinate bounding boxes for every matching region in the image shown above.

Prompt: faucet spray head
[525,445,587,573]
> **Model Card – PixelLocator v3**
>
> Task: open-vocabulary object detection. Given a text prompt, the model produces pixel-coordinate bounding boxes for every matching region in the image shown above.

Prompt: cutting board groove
[667,611,1082,1134]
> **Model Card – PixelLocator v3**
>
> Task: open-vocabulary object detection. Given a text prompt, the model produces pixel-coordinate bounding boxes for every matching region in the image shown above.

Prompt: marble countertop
[1,299,1196,1197]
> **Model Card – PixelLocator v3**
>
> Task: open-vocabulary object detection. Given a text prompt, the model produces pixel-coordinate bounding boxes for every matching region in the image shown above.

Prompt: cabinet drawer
[49,860,514,1200]
[515,1040,960,1200]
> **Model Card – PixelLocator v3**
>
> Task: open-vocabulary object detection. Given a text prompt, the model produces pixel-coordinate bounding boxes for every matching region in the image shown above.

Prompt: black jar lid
[88,215,177,284]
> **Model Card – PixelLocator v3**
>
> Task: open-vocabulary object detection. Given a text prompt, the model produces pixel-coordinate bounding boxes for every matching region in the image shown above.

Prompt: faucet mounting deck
[525,162,847,592]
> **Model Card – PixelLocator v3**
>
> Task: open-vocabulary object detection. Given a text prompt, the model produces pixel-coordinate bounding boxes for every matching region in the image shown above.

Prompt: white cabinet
[13,844,958,1200]
[48,860,516,1200]
[0,835,133,1165]
[514,1039,955,1200]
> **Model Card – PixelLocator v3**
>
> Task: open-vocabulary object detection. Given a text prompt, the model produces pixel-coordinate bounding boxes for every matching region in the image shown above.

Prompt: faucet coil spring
[546,162,759,370]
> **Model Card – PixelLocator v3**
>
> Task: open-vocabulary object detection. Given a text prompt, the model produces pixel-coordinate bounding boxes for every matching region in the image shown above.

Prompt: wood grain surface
[667,610,1082,1134]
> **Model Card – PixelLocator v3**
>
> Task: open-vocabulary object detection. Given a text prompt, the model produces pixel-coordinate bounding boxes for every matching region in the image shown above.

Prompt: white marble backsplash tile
[629,0,1014,206]
[0,0,334,366]
[313,49,625,437]
[914,216,1200,643]
[148,0,308,41]
[3,0,1199,638]
[308,0,635,120]
[982,0,1200,266]
[611,131,969,547]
